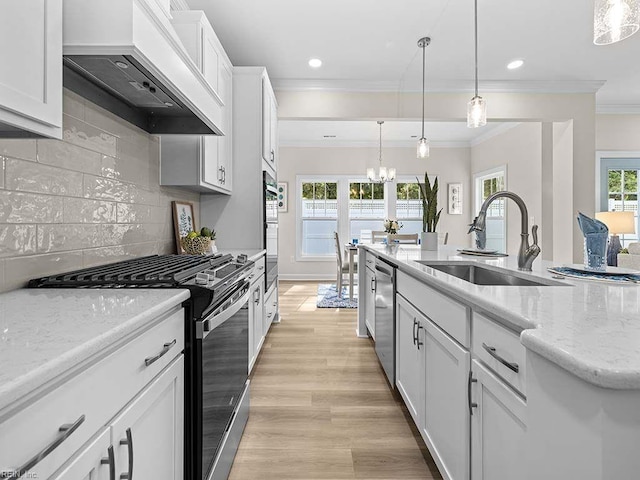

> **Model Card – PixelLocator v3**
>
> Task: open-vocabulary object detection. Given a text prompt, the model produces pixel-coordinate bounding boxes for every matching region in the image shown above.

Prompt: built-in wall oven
[264,171,278,292]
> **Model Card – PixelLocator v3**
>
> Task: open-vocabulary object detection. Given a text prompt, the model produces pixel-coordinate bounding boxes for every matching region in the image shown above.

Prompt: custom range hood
[62,0,223,135]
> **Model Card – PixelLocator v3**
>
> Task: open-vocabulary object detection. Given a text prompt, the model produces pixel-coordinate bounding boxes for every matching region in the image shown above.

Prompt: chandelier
[417,36,431,158]
[367,121,396,183]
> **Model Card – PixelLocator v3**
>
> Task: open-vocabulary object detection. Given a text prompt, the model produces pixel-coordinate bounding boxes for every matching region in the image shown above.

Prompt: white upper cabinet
[0,0,62,138]
[262,75,278,174]
[161,10,233,194]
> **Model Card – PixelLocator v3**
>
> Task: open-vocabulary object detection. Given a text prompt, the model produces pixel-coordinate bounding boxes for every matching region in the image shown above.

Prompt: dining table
[344,243,358,300]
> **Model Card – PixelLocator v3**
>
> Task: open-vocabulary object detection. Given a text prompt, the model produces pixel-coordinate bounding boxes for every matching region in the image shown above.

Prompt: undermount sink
[417,262,568,287]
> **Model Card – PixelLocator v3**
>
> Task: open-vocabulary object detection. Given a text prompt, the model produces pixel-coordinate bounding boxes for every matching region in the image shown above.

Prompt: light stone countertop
[362,244,640,389]
[0,288,190,413]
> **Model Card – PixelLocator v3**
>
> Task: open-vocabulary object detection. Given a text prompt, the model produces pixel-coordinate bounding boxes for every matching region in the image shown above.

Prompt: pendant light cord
[421,43,426,138]
[379,121,383,166]
[474,0,478,97]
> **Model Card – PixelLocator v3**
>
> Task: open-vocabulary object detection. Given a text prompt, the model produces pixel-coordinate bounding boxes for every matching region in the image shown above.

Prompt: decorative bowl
[181,236,212,255]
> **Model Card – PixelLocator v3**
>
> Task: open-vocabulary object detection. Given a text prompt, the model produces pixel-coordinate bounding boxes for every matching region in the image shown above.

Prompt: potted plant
[417,171,442,250]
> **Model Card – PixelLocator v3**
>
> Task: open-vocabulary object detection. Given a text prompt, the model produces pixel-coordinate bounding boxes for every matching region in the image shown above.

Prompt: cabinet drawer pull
[370,277,376,293]
[412,318,418,345]
[144,339,177,367]
[468,371,478,416]
[5,414,85,479]
[258,265,265,271]
[101,445,116,480]
[416,322,424,350]
[119,428,133,480]
[482,343,519,373]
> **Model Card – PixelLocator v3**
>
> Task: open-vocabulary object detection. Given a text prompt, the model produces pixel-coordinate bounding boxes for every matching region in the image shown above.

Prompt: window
[474,167,506,252]
[349,181,385,241]
[396,181,424,234]
[600,158,640,247]
[300,181,338,256]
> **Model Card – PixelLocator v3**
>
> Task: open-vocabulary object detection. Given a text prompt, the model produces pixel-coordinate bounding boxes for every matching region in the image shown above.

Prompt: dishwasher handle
[374,264,394,278]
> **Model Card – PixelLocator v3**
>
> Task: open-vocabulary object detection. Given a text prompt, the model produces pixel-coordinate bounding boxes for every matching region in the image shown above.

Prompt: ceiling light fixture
[367,121,396,183]
[507,59,524,70]
[308,58,322,68]
[594,0,640,45]
[467,0,487,128]
[417,36,431,158]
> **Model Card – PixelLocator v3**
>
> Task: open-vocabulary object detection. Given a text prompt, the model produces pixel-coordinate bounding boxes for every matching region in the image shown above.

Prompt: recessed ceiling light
[308,58,322,68]
[507,59,524,70]
[115,61,129,69]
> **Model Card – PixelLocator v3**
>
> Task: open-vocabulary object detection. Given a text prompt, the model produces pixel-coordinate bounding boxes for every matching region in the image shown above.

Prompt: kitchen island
[359,243,640,480]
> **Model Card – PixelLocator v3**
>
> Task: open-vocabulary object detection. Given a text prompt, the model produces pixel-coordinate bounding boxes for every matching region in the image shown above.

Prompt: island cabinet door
[110,356,184,480]
[395,293,425,425]
[422,320,470,480]
[471,359,526,480]
[50,428,112,480]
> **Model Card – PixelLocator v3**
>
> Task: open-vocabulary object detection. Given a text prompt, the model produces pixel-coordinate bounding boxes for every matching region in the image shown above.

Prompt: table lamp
[595,211,636,266]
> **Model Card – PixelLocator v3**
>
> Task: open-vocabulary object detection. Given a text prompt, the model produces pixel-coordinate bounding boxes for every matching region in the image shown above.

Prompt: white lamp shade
[367,168,375,182]
[417,138,430,158]
[467,95,487,128]
[595,211,636,235]
[594,0,640,45]
[387,168,396,181]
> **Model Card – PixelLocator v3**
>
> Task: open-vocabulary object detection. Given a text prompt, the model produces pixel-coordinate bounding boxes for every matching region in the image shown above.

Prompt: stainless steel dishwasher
[374,257,396,387]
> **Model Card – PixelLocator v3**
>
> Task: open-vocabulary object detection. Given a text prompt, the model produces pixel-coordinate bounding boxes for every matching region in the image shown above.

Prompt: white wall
[471,123,543,257]
[597,114,640,151]
[278,145,471,279]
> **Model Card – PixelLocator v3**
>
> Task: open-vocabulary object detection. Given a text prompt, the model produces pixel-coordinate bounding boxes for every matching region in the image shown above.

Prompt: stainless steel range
[28,253,255,480]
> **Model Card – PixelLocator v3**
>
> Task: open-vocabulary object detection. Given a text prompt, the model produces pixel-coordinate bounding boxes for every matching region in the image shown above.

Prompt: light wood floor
[228,281,442,480]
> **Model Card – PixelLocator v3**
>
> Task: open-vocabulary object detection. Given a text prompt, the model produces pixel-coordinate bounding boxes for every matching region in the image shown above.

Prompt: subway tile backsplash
[0,89,200,292]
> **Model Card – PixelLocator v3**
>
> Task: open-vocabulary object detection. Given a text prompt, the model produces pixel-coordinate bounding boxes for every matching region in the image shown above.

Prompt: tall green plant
[417,172,442,233]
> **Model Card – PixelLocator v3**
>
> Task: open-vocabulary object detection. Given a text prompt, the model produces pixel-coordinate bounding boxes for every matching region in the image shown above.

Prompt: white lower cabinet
[423,320,470,480]
[396,292,470,480]
[111,355,184,480]
[264,283,278,335]
[470,359,526,480]
[364,265,376,339]
[395,293,424,424]
[49,428,112,480]
[249,276,265,373]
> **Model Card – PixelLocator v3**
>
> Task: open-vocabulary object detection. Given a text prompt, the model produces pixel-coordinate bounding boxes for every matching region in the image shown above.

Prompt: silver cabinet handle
[468,371,478,415]
[267,313,273,318]
[101,445,116,480]
[119,428,133,480]
[412,318,417,345]
[416,322,424,350]
[6,414,85,479]
[144,339,176,367]
[370,277,376,292]
[258,265,265,271]
[218,166,224,183]
[482,343,519,373]
[270,149,275,162]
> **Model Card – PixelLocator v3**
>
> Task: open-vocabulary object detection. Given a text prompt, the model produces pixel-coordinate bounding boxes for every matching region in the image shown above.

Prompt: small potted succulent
[417,171,442,251]
[181,227,216,255]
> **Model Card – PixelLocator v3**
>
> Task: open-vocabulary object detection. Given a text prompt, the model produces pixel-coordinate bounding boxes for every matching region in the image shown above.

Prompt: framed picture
[172,201,196,253]
[448,183,463,215]
[277,182,288,212]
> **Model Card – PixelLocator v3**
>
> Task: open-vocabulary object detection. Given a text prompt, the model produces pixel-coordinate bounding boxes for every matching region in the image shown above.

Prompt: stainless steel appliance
[28,253,254,480]
[374,257,396,387]
[264,170,278,292]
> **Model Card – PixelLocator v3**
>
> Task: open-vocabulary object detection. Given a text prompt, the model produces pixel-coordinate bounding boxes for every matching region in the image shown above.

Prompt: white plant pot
[421,232,438,251]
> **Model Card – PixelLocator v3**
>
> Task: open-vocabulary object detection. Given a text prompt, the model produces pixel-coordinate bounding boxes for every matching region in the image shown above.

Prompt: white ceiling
[187,0,640,107]
[278,120,512,147]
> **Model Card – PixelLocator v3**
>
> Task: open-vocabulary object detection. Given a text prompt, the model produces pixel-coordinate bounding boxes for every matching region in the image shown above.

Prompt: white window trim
[595,151,640,211]
[473,165,508,251]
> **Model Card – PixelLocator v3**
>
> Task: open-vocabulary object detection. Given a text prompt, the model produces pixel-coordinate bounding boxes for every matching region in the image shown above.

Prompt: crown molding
[171,0,190,11]
[596,104,640,114]
[279,139,470,148]
[272,78,606,94]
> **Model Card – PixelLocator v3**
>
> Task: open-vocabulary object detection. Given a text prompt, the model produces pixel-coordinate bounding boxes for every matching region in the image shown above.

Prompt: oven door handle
[197,288,250,340]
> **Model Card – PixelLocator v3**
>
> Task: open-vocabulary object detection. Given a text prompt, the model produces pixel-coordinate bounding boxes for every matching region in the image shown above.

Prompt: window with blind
[300,181,338,256]
[348,181,385,241]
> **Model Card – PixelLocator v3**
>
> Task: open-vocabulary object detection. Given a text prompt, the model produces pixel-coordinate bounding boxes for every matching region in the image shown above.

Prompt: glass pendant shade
[467,95,487,128]
[417,137,430,158]
[387,168,396,181]
[594,0,640,45]
[367,168,376,182]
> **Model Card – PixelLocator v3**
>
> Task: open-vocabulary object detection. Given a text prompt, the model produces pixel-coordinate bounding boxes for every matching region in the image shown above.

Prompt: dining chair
[387,233,419,244]
[334,231,357,297]
[371,231,388,243]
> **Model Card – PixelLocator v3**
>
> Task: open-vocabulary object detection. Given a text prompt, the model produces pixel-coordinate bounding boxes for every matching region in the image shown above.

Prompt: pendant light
[467,0,487,128]
[594,0,640,45]
[417,36,431,158]
[367,121,396,183]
